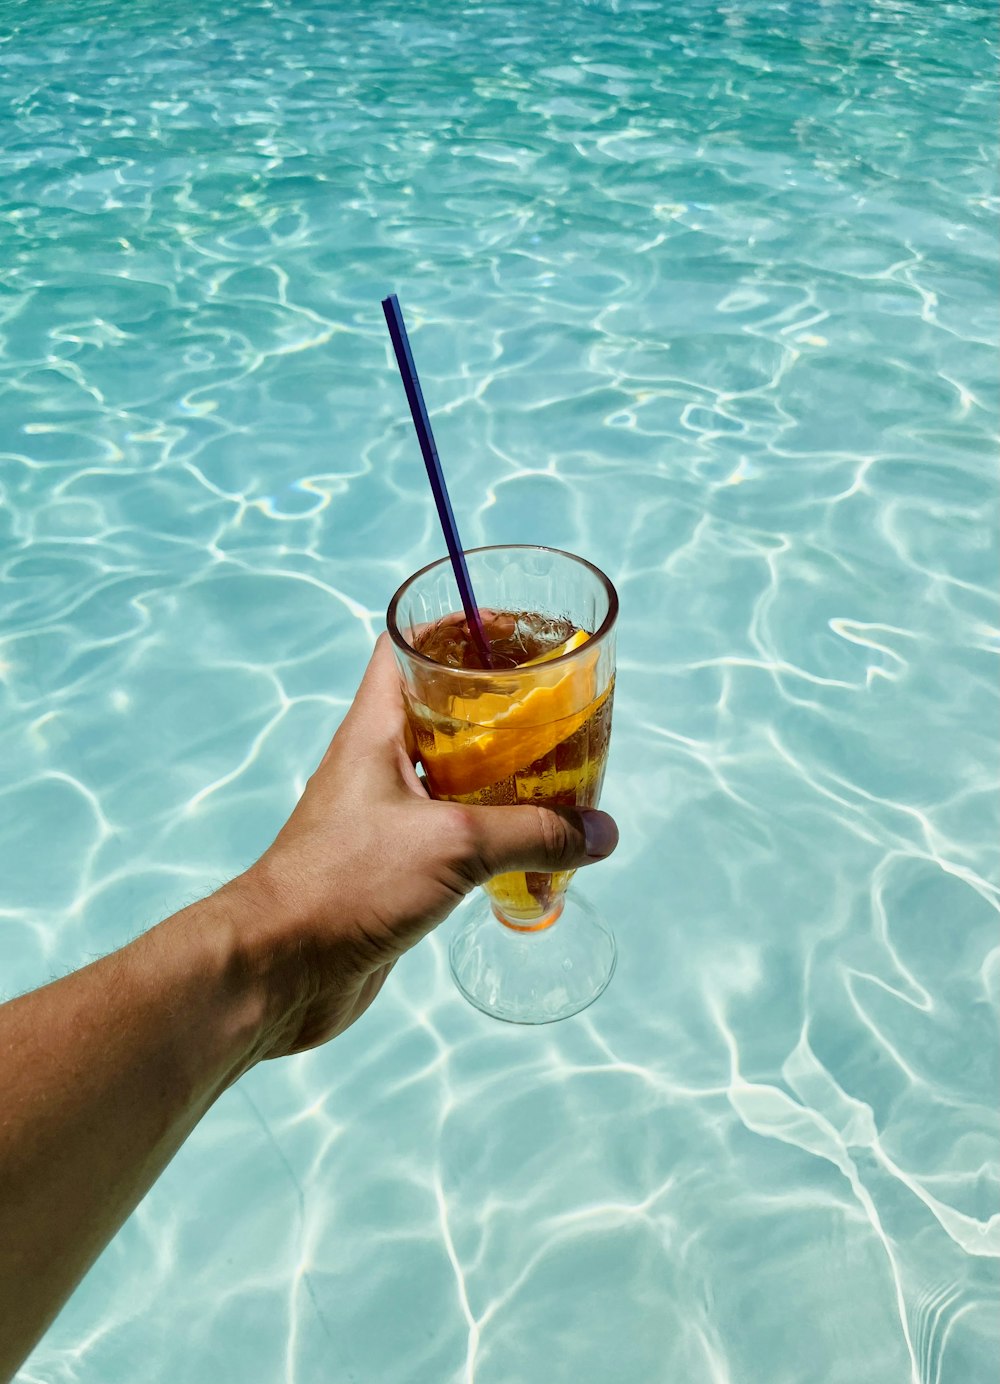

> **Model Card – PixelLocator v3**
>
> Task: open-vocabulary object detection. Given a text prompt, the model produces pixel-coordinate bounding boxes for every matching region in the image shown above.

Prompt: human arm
[0,635,618,1379]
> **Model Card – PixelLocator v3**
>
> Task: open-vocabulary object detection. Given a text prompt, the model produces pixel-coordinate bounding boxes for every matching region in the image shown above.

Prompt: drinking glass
[387,545,618,1023]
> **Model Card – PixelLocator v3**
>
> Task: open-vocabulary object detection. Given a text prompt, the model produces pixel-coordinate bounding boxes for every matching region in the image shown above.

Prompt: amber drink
[412,611,613,927]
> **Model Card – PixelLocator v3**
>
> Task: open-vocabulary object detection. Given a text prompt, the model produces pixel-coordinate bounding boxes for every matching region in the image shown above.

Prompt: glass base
[449,891,616,1024]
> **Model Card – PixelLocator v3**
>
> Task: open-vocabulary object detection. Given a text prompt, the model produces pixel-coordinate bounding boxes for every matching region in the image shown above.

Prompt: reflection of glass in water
[407,611,614,927]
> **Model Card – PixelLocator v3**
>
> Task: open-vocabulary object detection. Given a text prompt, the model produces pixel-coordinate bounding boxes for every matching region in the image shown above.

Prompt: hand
[235,634,619,1058]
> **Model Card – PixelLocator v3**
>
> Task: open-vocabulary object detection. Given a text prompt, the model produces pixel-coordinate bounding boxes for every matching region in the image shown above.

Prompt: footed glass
[387,545,618,1023]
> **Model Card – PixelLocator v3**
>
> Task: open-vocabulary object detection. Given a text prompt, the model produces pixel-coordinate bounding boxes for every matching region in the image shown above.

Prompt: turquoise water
[2,0,998,1378]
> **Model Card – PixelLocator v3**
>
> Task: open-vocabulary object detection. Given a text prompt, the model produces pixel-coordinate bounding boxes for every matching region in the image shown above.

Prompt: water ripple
[2,0,997,1381]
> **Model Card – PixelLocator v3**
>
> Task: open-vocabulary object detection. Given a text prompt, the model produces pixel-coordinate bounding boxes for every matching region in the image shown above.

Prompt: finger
[343,633,407,733]
[317,635,412,779]
[465,804,619,878]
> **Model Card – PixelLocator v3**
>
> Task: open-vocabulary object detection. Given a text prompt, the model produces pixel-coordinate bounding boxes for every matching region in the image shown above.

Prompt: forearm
[0,880,272,1380]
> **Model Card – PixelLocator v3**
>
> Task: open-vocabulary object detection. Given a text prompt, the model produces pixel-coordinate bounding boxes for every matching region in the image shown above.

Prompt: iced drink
[405,610,614,927]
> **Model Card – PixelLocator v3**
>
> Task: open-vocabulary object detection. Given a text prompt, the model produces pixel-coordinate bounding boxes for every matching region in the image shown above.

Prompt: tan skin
[0,635,618,1380]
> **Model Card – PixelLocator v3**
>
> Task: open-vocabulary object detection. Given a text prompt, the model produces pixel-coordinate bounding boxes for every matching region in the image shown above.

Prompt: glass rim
[386,543,619,678]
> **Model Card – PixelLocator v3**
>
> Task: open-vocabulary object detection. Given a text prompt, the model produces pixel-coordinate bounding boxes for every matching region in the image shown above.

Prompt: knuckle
[436,802,480,864]
[436,802,490,889]
[535,806,573,867]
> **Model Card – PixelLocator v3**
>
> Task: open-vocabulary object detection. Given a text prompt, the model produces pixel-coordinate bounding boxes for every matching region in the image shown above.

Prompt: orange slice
[422,636,606,797]
[523,628,591,666]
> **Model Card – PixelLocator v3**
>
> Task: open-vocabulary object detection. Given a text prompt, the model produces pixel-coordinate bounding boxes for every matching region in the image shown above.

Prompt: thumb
[466,804,619,879]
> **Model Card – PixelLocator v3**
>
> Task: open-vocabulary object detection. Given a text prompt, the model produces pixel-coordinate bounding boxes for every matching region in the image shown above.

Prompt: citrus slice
[421,636,607,797]
[523,628,591,665]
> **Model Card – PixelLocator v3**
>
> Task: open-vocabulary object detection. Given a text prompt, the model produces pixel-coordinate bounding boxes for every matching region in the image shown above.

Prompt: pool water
[2,1,998,1380]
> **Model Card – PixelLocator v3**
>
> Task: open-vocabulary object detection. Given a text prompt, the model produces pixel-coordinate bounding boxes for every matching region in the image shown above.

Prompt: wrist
[212,861,320,1065]
[143,871,307,1094]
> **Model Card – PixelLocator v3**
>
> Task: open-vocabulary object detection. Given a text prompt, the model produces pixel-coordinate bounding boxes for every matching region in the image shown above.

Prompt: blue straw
[381,293,494,668]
